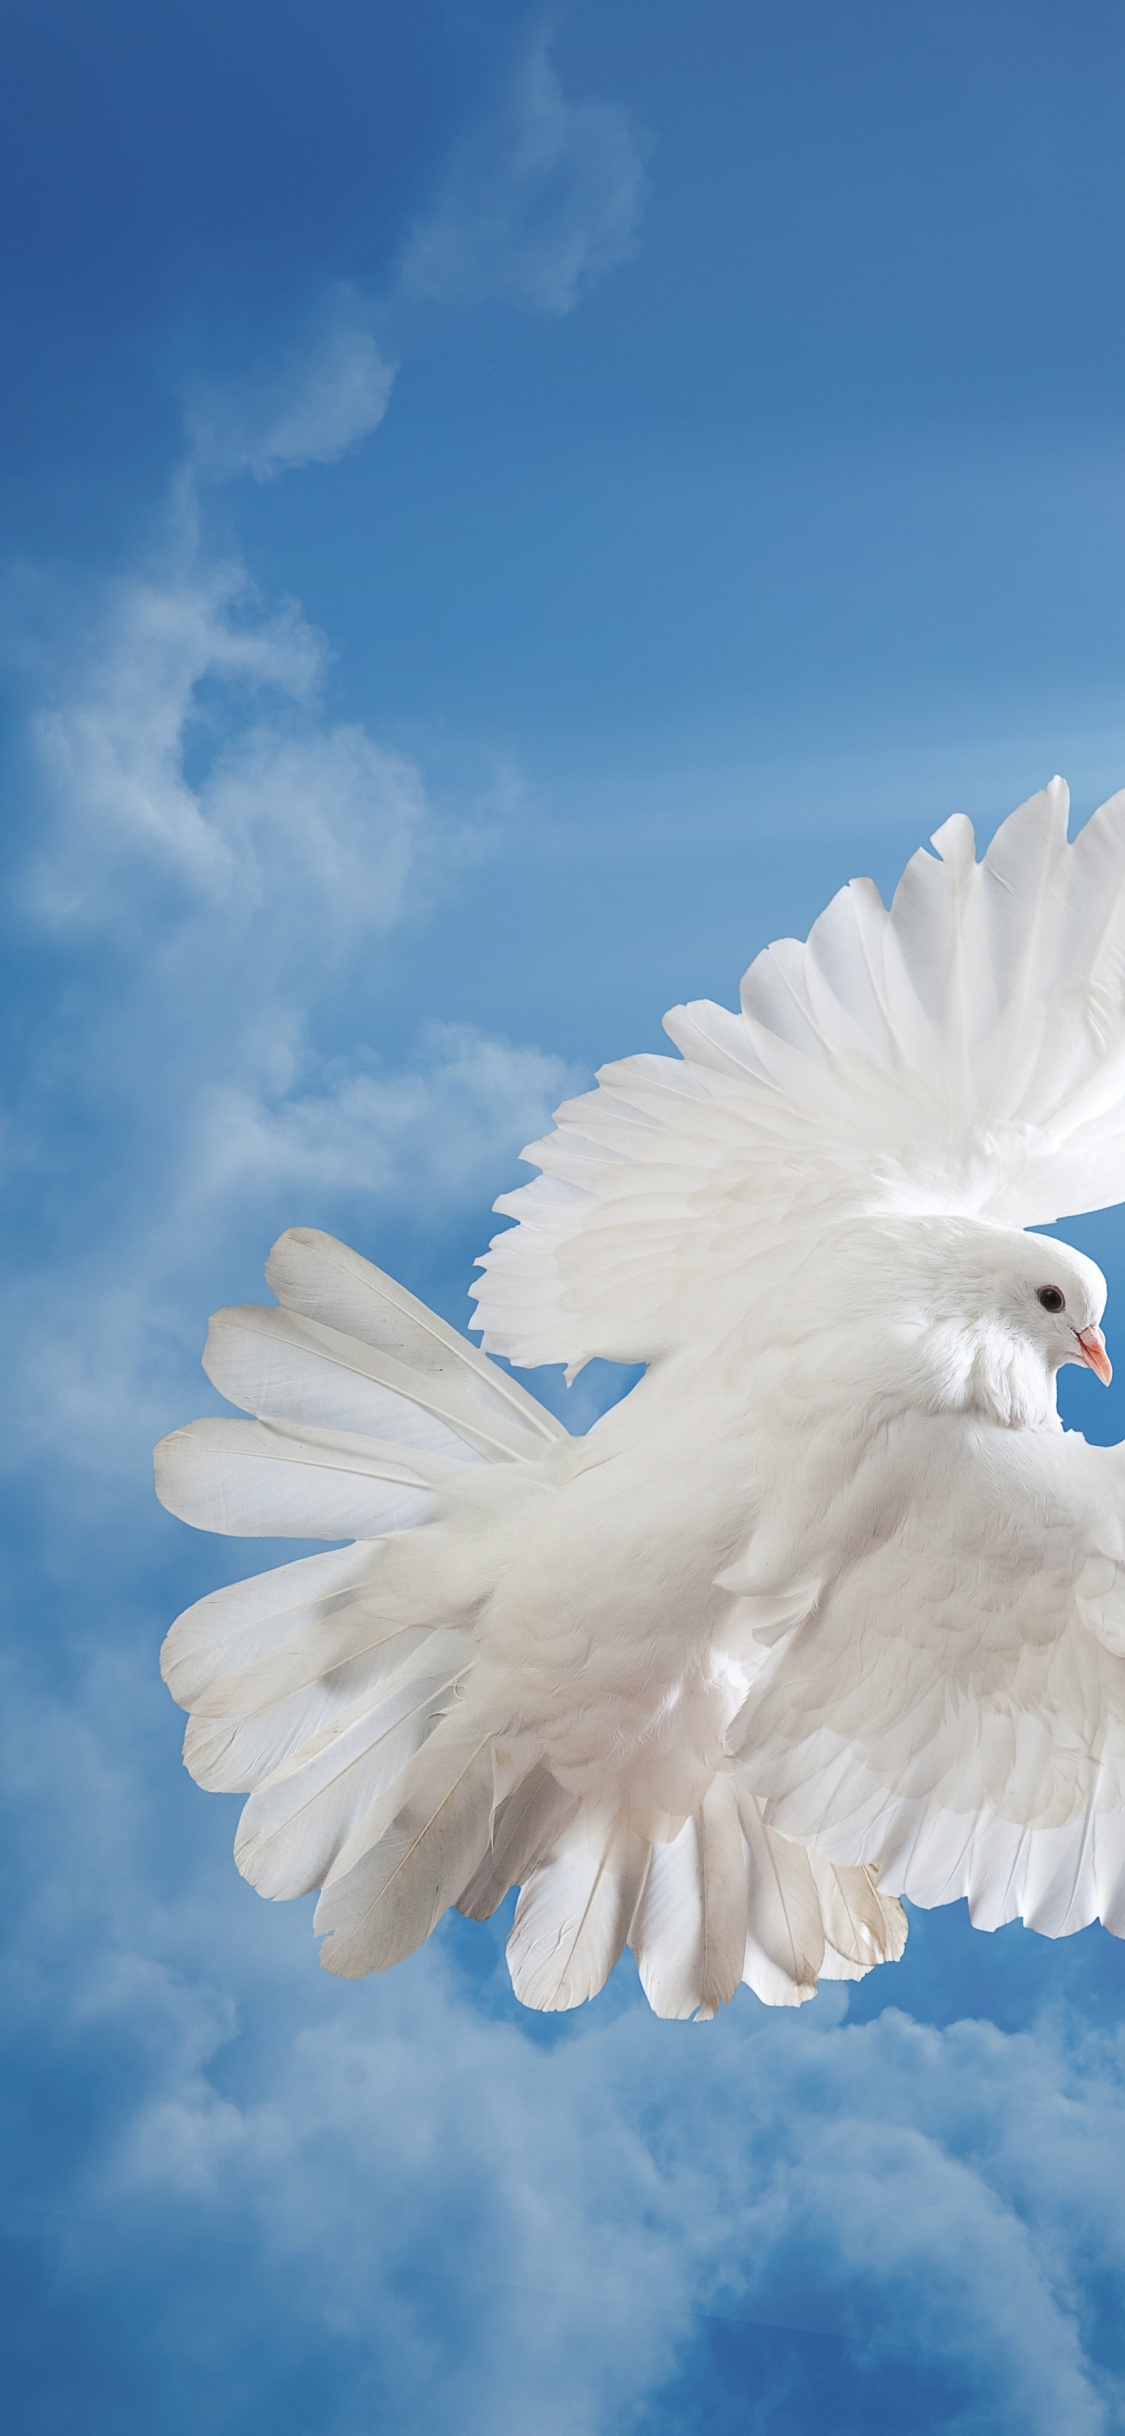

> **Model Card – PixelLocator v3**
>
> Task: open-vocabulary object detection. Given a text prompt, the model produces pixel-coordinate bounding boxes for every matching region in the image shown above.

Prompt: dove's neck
[766,1300,1058,1437]
[801,1215,1062,1435]
[905,1315,1058,1430]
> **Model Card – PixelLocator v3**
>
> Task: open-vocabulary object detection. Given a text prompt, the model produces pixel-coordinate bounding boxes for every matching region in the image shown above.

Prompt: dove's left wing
[473,781,1125,1373]
[732,1418,1125,1938]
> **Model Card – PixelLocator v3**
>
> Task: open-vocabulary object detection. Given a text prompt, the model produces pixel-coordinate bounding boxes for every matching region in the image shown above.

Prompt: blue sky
[5,4,1125,2429]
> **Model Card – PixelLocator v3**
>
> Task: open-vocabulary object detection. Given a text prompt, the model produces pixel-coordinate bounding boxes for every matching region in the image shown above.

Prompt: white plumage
[158,777,1125,2014]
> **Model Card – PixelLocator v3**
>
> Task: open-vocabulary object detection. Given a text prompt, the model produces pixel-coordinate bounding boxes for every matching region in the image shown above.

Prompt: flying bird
[157,778,1125,2018]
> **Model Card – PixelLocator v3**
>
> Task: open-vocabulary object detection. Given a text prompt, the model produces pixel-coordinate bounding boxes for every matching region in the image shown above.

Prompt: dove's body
[157,780,1125,2013]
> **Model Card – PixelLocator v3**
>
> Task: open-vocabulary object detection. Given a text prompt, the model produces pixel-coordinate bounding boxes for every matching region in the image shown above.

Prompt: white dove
[157,777,1125,2019]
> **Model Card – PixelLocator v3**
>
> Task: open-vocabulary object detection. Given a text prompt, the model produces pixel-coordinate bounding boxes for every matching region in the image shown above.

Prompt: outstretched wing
[472,780,1125,1368]
[733,1418,1125,1940]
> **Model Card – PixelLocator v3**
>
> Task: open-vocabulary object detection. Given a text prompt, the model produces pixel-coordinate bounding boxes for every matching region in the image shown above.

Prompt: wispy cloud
[186,288,397,482]
[4,408,568,1501]
[400,26,648,315]
[194,1020,571,1213]
[22,503,421,937]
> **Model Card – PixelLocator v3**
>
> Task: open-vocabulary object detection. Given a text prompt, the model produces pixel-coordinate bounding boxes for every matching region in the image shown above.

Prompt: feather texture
[267,1229,565,1455]
[739,1791,825,2006]
[233,1632,473,1899]
[629,1775,748,2020]
[204,1303,499,1463]
[808,1851,907,1975]
[506,1811,650,2011]
[161,1543,384,1712]
[456,1766,578,1921]
[154,1416,445,1540]
[732,1416,1125,1938]
[314,1723,496,1976]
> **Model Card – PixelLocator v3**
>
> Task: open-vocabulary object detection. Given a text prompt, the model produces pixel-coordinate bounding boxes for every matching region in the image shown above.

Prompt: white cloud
[187,290,396,482]
[5,432,565,1512]
[202,720,423,928]
[24,507,421,934]
[193,1021,571,1211]
[400,28,648,316]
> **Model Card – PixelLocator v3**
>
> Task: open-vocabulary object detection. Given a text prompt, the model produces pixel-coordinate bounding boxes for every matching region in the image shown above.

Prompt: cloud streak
[24,505,420,934]
[3,393,571,1513]
[186,291,397,483]
[194,1021,571,1212]
[401,27,648,315]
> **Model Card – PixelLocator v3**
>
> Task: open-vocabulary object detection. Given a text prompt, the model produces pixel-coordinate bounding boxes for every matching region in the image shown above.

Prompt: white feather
[457,1766,578,1921]
[506,1811,650,2011]
[161,1543,384,1711]
[155,1415,445,1539]
[738,1793,824,2006]
[628,1775,748,2021]
[314,1723,496,1976]
[204,1304,498,1463]
[233,1633,472,1899]
[807,1849,907,1973]
[266,1229,565,1455]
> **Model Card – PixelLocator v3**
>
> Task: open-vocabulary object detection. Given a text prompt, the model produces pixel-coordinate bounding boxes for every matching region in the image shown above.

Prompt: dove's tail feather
[313,1717,499,1976]
[157,1227,562,1919]
[157,1226,906,2012]
[622,1782,905,2019]
[492,1776,905,2018]
[627,1777,749,2018]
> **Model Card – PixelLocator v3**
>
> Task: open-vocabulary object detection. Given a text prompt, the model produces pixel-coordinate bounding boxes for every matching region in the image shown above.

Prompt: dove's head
[848,1217,1110,1429]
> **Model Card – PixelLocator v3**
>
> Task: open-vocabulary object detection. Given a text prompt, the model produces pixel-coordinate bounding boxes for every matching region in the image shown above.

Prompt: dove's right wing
[473,781,1125,1372]
[731,1417,1125,1940]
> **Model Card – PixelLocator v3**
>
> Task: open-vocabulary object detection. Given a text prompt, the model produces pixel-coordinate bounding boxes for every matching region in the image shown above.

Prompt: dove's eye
[1037,1286,1065,1313]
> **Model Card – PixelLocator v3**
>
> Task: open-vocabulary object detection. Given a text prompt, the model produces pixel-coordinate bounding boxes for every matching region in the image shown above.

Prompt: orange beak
[1076,1324,1113,1385]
